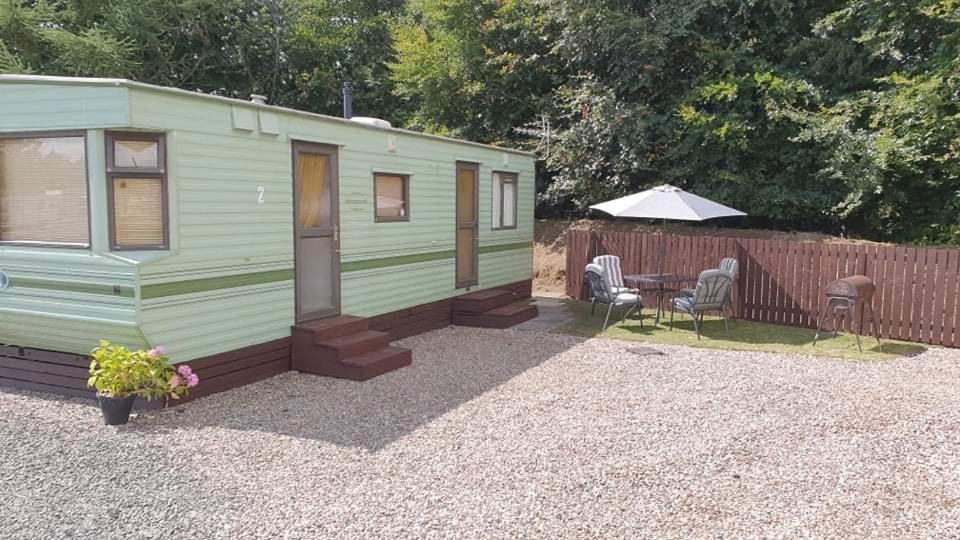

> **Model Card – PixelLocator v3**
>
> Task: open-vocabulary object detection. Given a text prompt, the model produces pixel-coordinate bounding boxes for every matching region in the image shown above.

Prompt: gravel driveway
[2,327,959,538]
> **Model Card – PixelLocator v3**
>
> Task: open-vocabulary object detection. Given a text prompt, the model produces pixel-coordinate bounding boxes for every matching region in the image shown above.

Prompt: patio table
[624,273,699,325]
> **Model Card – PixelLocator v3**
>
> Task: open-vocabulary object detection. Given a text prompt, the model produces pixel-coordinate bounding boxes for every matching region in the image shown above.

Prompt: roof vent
[350,116,392,129]
[250,94,268,105]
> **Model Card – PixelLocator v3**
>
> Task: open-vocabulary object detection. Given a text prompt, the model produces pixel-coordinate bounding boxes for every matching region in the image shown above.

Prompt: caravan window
[374,173,409,222]
[106,133,168,250]
[492,172,517,230]
[0,133,90,247]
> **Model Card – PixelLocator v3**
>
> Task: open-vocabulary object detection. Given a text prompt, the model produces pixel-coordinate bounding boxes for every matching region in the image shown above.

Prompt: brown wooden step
[294,345,411,381]
[452,300,539,329]
[315,330,390,361]
[293,315,369,341]
[340,346,412,381]
[452,289,517,314]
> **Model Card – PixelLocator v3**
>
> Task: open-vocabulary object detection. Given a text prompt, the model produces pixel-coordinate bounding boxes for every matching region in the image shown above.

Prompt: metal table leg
[654,284,664,325]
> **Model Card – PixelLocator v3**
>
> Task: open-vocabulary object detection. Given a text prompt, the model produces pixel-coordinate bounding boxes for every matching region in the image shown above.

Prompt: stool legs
[813,299,835,346]
[813,298,882,353]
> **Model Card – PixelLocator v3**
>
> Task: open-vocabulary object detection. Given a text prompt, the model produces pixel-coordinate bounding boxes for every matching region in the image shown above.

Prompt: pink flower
[187,374,199,388]
[177,365,192,378]
[170,374,183,388]
[154,345,167,356]
[147,348,158,358]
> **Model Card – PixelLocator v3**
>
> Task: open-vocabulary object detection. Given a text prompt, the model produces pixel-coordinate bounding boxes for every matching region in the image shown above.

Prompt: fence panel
[922,248,940,344]
[760,239,775,323]
[743,238,758,320]
[876,245,894,340]
[564,229,960,347]
[903,247,920,343]
[942,250,956,347]
[930,249,948,345]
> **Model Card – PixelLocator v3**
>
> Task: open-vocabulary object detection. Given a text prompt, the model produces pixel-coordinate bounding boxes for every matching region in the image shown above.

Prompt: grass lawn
[556,300,928,361]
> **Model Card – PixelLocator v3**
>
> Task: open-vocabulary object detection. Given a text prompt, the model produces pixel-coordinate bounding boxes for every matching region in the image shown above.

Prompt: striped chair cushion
[592,255,625,289]
[673,295,695,312]
[719,257,738,276]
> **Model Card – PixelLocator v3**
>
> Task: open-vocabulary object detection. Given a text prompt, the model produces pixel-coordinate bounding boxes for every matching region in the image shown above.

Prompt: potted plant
[88,341,199,425]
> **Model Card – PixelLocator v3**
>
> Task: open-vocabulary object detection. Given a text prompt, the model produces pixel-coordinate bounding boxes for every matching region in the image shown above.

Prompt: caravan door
[292,142,340,321]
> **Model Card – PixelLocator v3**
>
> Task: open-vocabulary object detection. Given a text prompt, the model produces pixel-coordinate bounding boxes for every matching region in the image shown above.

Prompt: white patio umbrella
[589,184,746,274]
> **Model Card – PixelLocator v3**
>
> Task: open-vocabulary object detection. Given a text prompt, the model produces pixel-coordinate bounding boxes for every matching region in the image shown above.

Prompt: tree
[0,0,404,119]
[0,0,139,76]
[283,0,406,121]
[536,0,960,243]
[787,0,960,243]
[2,0,958,244]
[390,0,563,143]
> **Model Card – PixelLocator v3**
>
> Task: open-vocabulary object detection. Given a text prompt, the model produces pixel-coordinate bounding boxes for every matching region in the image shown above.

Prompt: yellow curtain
[297,154,327,228]
[457,168,475,222]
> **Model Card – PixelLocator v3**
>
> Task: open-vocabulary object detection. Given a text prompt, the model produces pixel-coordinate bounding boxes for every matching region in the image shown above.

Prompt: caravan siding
[0,77,534,364]
[0,249,144,354]
[128,89,296,361]
[0,83,129,131]
[338,155,534,316]
[126,86,533,360]
[0,84,140,354]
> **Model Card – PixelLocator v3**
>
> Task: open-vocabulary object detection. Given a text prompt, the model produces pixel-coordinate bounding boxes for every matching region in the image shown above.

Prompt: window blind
[0,136,89,246]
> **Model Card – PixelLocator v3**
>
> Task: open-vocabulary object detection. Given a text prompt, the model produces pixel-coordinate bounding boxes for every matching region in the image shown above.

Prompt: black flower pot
[98,395,135,425]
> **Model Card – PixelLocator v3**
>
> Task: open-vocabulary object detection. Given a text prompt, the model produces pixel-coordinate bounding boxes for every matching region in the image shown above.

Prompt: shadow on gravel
[126,327,587,451]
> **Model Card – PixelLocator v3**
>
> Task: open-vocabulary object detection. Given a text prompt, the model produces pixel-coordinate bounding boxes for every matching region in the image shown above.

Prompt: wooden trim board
[369,279,533,340]
[0,339,291,409]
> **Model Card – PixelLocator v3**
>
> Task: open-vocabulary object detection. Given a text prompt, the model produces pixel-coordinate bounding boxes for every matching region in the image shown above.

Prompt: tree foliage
[1,0,958,244]
[389,0,959,244]
[390,0,562,142]
[0,0,404,120]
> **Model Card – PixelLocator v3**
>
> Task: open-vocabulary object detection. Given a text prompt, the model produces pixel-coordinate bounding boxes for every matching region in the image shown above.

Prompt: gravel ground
[2,327,960,539]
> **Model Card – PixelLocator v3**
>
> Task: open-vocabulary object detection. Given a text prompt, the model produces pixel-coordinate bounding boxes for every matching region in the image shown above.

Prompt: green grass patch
[556,300,927,361]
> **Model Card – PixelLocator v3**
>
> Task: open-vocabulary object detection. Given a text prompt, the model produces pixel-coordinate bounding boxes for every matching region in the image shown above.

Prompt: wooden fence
[565,230,960,347]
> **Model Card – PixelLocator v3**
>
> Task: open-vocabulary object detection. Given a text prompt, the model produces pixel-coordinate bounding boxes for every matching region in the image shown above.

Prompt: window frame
[105,131,169,251]
[0,130,92,249]
[492,171,518,231]
[372,172,411,223]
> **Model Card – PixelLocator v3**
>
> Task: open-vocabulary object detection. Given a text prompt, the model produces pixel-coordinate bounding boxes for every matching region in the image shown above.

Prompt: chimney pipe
[250,94,267,105]
[342,82,353,119]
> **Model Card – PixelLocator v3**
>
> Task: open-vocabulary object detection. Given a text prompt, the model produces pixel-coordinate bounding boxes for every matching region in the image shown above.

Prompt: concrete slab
[513,296,576,332]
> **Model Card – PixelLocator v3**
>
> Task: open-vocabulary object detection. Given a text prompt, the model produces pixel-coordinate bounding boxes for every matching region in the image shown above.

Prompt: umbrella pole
[657,218,666,276]
[654,218,667,326]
